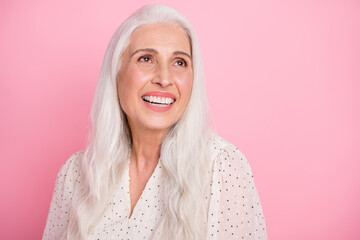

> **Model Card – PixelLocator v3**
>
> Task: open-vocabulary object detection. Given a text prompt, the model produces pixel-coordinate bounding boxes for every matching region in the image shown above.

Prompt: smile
[142,96,175,107]
[141,91,176,112]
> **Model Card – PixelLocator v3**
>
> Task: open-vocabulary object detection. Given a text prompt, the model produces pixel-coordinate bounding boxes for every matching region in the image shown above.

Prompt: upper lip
[142,91,176,100]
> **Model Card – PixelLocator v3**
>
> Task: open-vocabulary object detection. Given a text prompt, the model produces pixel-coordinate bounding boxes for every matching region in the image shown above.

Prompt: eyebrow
[130,48,192,59]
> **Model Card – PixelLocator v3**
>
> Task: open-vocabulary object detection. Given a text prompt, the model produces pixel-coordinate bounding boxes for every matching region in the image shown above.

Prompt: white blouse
[43,134,267,239]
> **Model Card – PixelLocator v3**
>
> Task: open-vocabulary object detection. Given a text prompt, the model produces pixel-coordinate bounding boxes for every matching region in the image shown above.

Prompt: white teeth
[142,96,175,105]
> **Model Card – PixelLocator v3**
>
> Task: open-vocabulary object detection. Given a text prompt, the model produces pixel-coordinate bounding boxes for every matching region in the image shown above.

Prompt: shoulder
[206,134,267,239]
[207,132,254,179]
[43,151,84,239]
[57,151,83,180]
[54,151,83,195]
[208,132,247,163]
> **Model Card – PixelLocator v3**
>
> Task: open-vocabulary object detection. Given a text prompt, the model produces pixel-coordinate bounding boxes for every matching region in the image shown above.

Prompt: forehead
[128,23,191,54]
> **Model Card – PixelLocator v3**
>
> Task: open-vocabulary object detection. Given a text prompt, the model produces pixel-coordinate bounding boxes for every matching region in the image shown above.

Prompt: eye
[137,55,152,63]
[174,59,187,67]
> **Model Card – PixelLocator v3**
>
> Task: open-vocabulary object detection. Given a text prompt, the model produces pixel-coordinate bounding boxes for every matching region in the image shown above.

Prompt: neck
[130,125,169,170]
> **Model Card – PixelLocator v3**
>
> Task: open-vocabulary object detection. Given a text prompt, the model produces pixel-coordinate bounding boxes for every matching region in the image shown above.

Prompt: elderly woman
[43,4,267,240]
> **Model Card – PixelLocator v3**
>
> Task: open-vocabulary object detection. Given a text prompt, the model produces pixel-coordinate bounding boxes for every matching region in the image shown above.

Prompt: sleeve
[42,152,82,240]
[207,145,267,240]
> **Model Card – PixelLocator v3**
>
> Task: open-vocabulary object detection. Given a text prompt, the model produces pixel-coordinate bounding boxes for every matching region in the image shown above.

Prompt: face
[117,23,193,134]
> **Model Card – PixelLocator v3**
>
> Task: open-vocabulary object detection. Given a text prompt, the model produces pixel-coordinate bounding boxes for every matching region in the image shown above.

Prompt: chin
[143,121,174,132]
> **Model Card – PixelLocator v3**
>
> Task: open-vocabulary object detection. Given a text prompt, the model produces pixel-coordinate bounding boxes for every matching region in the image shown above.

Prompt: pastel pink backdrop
[0,0,359,239]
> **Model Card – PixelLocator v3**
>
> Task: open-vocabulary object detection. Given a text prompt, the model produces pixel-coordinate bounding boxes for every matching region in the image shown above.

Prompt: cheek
[176,71,193,101]
[124,66,151,88]
[118,67,152,99]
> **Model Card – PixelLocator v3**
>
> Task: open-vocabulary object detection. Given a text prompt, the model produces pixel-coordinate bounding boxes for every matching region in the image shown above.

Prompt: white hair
[64,4,212,239]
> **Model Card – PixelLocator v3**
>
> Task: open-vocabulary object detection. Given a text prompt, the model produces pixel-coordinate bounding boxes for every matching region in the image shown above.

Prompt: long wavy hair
[64,4,212,240]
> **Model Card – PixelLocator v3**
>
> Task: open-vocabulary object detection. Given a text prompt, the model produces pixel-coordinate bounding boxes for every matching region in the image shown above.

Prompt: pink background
[1,0,359,239]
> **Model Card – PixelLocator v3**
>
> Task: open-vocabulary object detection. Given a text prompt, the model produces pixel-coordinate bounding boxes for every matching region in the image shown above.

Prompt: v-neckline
[126,158,160,219]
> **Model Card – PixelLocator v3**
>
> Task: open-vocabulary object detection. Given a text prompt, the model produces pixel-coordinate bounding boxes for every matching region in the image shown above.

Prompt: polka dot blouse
[43,134,267,239]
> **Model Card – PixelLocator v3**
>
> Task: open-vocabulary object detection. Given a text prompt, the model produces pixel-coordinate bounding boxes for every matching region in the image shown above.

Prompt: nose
[152,63,173,87]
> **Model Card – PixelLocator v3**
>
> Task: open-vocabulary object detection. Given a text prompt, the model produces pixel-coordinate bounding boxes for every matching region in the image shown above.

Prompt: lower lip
[143,100,174,112]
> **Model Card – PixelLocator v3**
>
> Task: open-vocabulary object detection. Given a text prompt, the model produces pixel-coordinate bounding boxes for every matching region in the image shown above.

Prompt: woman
[43,4,267,240]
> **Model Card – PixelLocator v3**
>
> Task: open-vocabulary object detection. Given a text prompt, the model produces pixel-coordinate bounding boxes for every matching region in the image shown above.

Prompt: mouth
[141,95,176,107]
[141,91,177,110]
